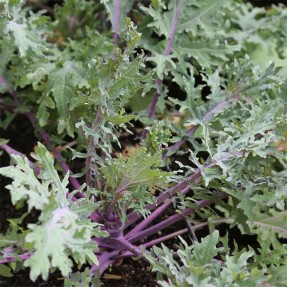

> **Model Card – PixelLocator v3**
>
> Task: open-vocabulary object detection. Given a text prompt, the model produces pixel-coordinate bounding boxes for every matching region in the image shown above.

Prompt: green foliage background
[0,0,286,286]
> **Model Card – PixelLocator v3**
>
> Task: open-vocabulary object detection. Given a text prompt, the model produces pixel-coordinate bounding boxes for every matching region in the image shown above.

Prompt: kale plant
[0,0,286,286]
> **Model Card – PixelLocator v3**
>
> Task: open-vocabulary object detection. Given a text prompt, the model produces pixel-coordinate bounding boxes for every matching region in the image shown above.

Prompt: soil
[0,260,157,287]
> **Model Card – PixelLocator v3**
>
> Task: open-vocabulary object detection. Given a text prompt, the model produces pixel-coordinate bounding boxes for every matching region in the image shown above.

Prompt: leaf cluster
[0,0,286,286]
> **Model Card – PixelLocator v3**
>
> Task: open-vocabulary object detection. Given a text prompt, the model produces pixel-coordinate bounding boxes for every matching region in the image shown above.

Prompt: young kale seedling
[0,1,287,286]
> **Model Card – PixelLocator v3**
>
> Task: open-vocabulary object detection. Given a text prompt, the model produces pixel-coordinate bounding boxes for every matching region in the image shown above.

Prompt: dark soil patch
[0,259,156,287]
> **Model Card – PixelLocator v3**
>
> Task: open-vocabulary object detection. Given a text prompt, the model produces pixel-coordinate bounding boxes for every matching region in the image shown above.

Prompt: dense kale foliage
[0,0,287,286]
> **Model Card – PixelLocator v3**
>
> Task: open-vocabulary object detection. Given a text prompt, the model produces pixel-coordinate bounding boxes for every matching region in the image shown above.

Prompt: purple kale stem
[90,251,118,275]
[0,75,17,98]
[0,252,32,264]
[125,186,190,240]
[86,143,93,188]
[165,0,185,56]
[110,250,135,260]
[142,1,184,138]
[124,177,193,230]
[0,143,28,157]
[166,95,240,155]
[201,95,240,122]
[142,91,160,139]
[93,218,233,274]
[0,103,16,111]
[107,237,142,256]
[0,75,82,193]
[86,108,102,189]
[124,169,199,229]
[113,0,120,43]
[106,195,118,216]
[143,228,188,248]
[96,250,139,274]
[128,193,228,244]
[0,143,40,173]
[142,218,234,248]
[124,181,192,238]
[148,93,159,119]
[106,177,131,216]
[124,151,244,231]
